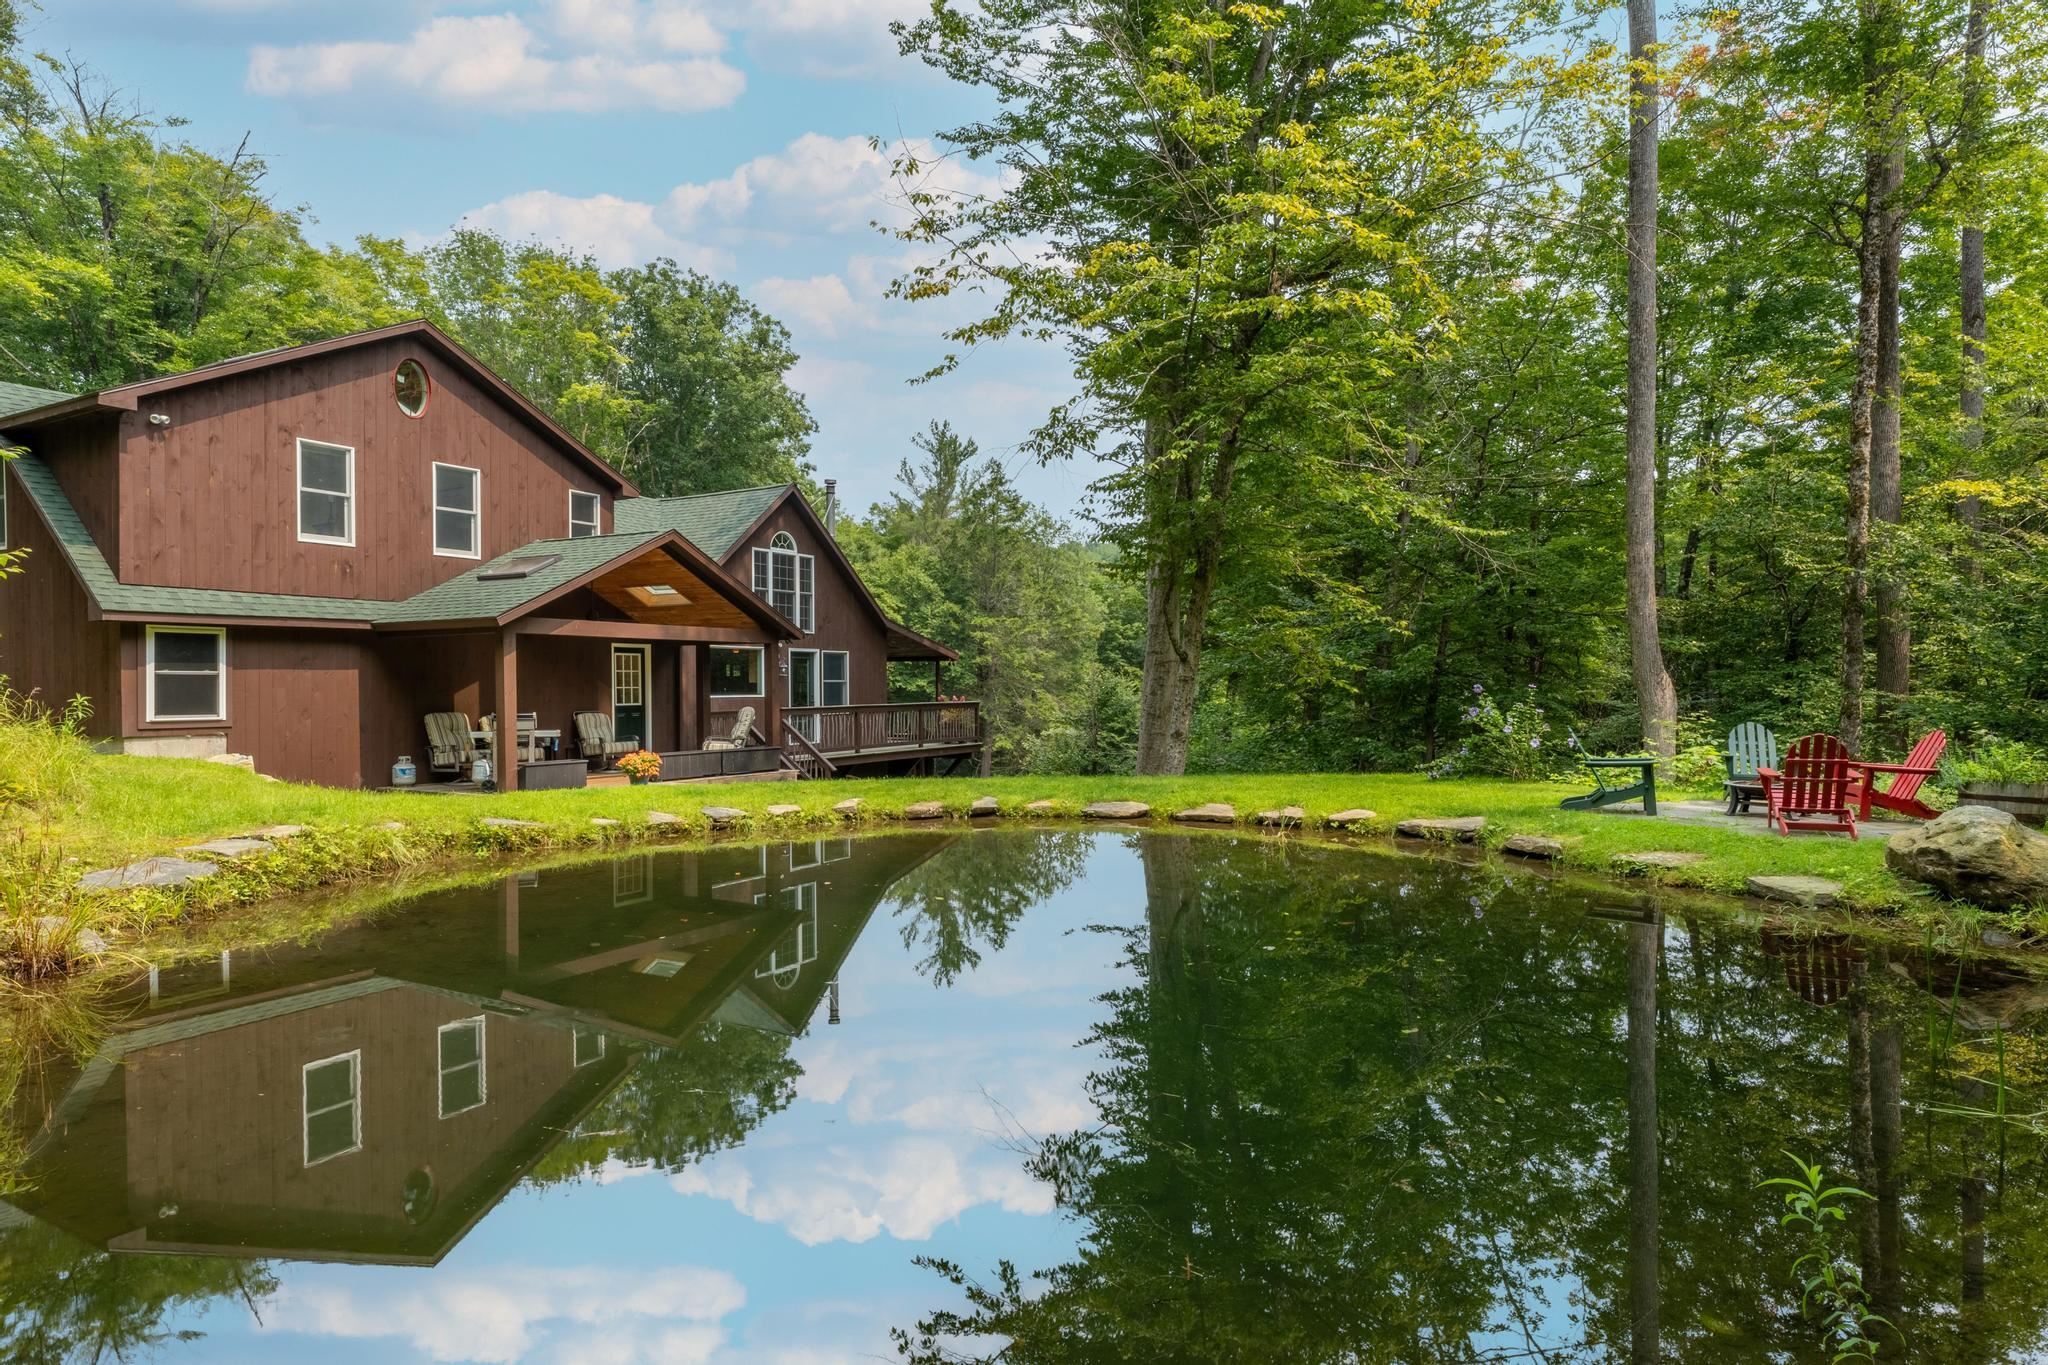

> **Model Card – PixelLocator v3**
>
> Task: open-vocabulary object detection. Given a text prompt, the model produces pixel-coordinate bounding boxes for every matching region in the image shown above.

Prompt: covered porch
[376,530,803,792]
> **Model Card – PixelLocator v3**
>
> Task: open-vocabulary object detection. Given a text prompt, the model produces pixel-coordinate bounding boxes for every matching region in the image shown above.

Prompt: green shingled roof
[370,532,672,625]
[612,485,790,561]
[0,382,74,422]
[9,453,376,622]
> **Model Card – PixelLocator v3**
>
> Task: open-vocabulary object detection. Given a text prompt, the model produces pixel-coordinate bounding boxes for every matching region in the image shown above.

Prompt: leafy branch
[1759,1153,1894,1361]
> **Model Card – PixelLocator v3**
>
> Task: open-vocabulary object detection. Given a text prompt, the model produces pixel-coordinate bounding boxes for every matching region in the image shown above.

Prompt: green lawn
[19,753,1948,915]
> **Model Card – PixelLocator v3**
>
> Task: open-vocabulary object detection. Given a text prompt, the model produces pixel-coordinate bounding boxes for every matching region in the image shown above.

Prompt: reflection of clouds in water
[796,1033,1093,1135]
[672,1134,1051,1245]
[258,1265,743,1364]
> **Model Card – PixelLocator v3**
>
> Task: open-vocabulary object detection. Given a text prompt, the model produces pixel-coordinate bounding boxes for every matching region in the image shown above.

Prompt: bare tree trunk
[1625,0,1678,765]
[1872,146,1909,730]
[1625,915,1661,1364]
[1134,419,1236,775]
[1958,0,1990,539]
[1840,152,1887,757]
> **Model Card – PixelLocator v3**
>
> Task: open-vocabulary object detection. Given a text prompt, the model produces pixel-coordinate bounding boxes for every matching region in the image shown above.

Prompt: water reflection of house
[7,835,949,1266]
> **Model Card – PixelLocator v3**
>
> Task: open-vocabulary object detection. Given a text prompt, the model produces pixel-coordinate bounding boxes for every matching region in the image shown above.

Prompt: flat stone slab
[1503,834,1565,860]
[590,817,621,827]
[1612,850,1706,872]
[1747,874,1843,908]
[1395,816,1486,841]
[702,806,749,827]
[1082,801,1151,820]
[247,824,306,839]
[1255,805,1305,827]
[78,856,219,892]
[765,804,803,817]
[1172,803,1236,824]
[480,817,542,829]
[178,837,275,860]
[969,796,1000,817]
[833,798,864,817]
[903,801,947,820]
[1024,799,1059,813]
[646,811,680,826]
[1325,808,1377,829]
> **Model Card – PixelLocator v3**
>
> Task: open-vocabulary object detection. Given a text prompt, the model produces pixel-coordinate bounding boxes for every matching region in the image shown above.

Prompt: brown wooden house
[0,321,981,790]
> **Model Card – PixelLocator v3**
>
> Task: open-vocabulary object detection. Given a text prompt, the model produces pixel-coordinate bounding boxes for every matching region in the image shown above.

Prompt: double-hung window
[437,1017,487,1117]
[433,463,481,558]
[569,490,600,538]
[303,1051,361,1165]
[146,626,226,722]
[296,439,354,546]
[752,532,814,632]
[820,651,849,707]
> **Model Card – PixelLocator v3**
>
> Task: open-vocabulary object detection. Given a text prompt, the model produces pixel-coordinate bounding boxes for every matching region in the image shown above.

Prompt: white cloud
[247,10,745,114]
[260,1265,744,1364]
[457,190,731,272]
[753,274,861,337]
[670,1135,1052,1245]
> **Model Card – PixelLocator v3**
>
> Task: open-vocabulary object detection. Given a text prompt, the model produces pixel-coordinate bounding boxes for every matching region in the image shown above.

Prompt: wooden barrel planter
[1959,783,2048,827]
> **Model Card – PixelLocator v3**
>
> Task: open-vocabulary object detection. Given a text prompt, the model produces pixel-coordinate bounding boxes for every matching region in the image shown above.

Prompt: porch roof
[373,530,802,635]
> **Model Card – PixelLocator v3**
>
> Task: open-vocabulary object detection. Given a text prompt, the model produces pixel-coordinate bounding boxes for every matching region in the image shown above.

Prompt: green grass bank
[5,751,2017,979]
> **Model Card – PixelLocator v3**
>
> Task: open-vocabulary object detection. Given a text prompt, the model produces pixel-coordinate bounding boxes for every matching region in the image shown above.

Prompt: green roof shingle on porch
[370,532,672,625]
[612,485,790,561]
[0,382,75,422]
[9,453,376,622]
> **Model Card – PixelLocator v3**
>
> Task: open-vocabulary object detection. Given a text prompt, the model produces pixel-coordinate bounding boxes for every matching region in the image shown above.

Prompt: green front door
[611,645,649,749]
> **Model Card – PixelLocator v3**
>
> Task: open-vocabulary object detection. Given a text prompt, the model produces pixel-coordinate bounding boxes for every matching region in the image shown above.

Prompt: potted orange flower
[615,750,663,784]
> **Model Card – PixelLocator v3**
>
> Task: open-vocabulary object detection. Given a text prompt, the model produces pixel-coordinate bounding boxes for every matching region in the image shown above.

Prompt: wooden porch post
[695,643,714,748]
[763,642,784,748]
[933,659,943,700]
[502,875,520,967]
[495,626,520,792]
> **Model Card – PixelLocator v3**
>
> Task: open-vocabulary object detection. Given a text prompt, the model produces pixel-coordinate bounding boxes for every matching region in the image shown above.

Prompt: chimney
[822,479,838,533]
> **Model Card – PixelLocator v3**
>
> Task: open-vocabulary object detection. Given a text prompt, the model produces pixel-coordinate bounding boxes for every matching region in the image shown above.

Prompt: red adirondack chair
[1757,733,1859,839]
[1847,728,1948,821]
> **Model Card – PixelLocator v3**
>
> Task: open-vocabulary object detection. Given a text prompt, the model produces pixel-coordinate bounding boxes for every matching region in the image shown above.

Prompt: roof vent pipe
[822,478,838,533]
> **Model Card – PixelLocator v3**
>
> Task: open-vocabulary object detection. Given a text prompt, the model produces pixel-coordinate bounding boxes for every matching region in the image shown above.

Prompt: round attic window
[394,359,430,417]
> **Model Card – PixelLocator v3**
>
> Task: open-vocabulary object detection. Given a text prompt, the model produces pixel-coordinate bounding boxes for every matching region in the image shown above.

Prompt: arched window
[753,532,814,631]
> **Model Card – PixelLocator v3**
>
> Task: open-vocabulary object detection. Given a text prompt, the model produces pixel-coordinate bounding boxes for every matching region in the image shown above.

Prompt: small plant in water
[1760,1153,1893,1360]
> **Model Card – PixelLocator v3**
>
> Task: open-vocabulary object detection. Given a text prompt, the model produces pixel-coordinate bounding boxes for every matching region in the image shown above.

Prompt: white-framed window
[614,854,652,906]
[569,490,600,538]
[432,462,481,559]
[303,1050,361,1165]
[437,1016,487,1117]
[708,645,764,697]
[753,882,819,988]
[752,531,814,632]
[714,844,768,890]
[145,626,226,722]
[821,651,849,707]
[573,1027,607,1068]
[789,839,824,872]
[296,438,354,546]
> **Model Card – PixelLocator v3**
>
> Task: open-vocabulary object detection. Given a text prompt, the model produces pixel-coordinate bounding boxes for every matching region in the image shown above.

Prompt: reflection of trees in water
[895,836,2048,1364]
[887,831,1092,986]
[0,1219,275,1364]
[529,1022,801,1184]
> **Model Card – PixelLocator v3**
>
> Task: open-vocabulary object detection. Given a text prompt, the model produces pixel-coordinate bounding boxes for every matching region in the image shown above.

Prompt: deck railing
[785,701,982,756]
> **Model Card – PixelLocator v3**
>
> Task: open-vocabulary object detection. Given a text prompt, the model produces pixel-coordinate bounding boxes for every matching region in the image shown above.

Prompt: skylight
[478,554,563,581]
[627,583,688,606]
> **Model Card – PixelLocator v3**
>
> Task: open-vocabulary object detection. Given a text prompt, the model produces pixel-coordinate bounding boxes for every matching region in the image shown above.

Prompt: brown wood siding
[713,502,888,717]
[0,462,121,739]
[124,988,589,1239]
[117,336,614,599]
[16,412,123,566]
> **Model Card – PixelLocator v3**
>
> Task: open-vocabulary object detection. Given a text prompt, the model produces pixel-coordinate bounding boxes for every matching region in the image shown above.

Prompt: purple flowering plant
[1423,684,1564,781]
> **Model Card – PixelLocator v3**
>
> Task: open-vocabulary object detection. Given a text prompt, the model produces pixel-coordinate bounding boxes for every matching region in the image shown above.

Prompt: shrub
[1424,685,1562,781]
[1940,735,2048,790]
[0,683,94,816]
[1671,743,1727,789]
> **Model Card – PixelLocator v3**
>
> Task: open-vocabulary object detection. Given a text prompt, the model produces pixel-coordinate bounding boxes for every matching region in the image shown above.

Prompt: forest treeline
[3,0,2046,778]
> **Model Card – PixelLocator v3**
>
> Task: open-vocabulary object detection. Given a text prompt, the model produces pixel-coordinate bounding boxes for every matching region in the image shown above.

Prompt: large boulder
[1886,805,2048,910]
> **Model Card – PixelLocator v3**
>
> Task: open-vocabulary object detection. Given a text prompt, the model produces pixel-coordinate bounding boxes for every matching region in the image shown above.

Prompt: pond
[2,829,2045,1363]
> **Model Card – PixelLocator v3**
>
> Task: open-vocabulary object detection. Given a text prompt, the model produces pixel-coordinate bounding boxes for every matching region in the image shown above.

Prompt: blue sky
[20,0,1095,517]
